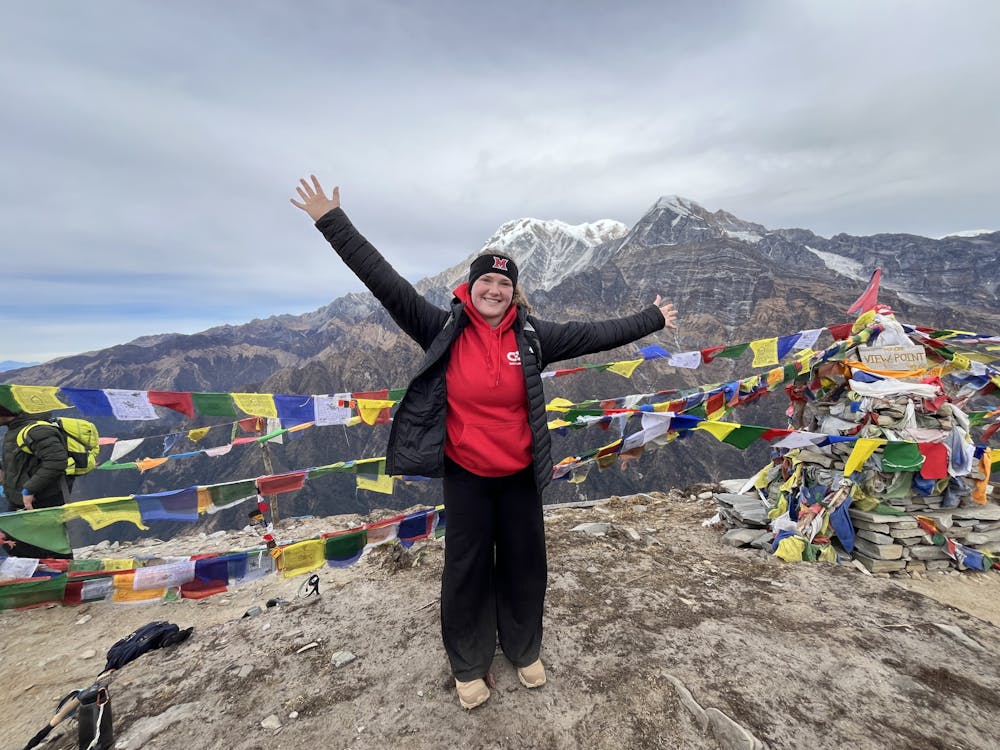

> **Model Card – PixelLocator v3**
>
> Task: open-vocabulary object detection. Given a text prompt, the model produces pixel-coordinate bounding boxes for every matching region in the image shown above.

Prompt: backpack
[102,620,192,673]
[17,417,101,476]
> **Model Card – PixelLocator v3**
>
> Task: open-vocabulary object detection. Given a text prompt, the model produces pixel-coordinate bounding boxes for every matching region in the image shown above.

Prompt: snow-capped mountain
[415,217,628,304]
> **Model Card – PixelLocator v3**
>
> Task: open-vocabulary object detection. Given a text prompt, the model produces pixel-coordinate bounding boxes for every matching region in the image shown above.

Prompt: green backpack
[17,417,101,476]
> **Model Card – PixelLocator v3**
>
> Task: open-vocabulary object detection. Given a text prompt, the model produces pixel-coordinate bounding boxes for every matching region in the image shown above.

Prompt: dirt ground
[2,489,1000,750]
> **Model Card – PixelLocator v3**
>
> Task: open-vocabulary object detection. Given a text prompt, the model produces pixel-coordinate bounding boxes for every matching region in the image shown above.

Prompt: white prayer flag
[110,438,145,463]
[314,393,353,426]
[667,351,702,369]
[104,389,160,421]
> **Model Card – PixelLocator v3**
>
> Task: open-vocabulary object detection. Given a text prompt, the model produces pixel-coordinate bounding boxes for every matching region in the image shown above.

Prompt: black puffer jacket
[1,411,70,509]
[316,208,665,491]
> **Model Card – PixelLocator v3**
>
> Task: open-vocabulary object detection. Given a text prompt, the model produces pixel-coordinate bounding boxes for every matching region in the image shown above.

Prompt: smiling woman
[291,174,677,710]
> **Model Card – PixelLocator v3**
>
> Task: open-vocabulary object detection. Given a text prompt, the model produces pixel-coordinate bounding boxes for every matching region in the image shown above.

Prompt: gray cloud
[2,0,997,362]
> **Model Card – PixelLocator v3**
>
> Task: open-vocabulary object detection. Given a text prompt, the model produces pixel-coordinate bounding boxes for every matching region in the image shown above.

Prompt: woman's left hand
[654,296,678,329]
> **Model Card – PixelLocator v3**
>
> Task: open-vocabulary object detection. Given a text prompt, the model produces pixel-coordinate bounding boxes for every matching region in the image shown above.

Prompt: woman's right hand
[290,175,341,221]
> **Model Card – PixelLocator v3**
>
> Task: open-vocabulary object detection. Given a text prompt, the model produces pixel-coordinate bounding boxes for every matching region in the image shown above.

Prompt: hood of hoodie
[453,282,518,386]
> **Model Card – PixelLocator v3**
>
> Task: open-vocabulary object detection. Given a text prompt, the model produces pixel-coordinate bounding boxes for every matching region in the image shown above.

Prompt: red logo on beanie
[492,257,509,271]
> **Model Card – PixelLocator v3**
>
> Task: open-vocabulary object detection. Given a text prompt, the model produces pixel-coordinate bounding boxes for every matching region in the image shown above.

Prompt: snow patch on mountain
[804,246,867,282]
[938,229,996,239]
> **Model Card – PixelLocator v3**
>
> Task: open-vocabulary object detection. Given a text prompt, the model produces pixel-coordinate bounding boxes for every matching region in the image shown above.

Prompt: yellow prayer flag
[357,473,395,494]
[102,558,136,572]
[949,354,972,371]
[766,367,784,386]
[111,573,165,603]
[197,487,213,514]
[10,385,69,413]
[546,397,574,413]
[64,497,149,531]
[749,338,779,368]
[279,539,326,578]
[843,438,884,476]
[568,463,592,484]
[548,418,572,429]
[605,359,643,378]
[288,422,315,432]
[232,393,278,418]
[780,464,803,493]
[356,399,394,425]
[775,536,806,562]
[851,310,876,334]
[187,427,212,442]
[696,421,739,442]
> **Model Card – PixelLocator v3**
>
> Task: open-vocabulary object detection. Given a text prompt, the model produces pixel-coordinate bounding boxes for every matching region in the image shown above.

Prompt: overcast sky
[2,0,997,364]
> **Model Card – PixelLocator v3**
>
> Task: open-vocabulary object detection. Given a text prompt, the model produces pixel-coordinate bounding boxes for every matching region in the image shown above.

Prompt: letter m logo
[492,257,509,271]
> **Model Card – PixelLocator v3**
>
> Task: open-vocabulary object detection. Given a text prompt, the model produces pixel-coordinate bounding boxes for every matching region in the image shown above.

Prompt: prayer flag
[60,388,114,417]
[148,390,195,418]
[135,487,199,523]
[325,528,367,567]
[606,359,643,378]
[750,338,779,368]
[232,393,278,418]
[917,442,949,479]
[882,442,925,472]
[0,575,68,611]
[274,394,316,427]
[257,471,307,496]
[10,385,68,413]
[63,497,148,532]
[190,392,238,417]
[846,267,882,315]
[104,389,159,420]
[279,539,326,578]
[844,438,884,475]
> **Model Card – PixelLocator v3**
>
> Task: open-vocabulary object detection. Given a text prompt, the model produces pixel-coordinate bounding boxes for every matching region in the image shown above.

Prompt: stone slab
[857,529,895,545]
[850,509,912,524]
[852,551,907,573]
[908,545,950,561]
[853,538,904,560]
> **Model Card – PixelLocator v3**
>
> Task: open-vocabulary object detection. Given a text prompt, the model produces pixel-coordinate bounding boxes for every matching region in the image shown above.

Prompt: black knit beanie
[468,253,518,289]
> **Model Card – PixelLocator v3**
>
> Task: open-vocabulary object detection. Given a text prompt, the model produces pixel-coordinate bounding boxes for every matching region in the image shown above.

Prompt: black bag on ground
[102,620,191,673]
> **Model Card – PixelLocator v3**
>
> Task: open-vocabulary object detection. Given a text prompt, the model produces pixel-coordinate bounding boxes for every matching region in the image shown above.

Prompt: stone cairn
[716,316,998,574]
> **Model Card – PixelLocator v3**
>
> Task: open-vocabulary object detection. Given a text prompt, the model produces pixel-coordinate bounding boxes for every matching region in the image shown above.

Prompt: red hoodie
[444,283,532,477]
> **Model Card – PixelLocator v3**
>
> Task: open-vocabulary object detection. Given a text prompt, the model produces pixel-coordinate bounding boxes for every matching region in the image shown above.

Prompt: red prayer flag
[846,267,882,315]
[257,471,307,496]
[827,322,855,341]
[148,390,195,418]
[917,442,949,479]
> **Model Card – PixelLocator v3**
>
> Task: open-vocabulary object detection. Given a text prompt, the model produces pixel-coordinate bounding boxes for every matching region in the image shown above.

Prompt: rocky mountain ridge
[3,199,997,535]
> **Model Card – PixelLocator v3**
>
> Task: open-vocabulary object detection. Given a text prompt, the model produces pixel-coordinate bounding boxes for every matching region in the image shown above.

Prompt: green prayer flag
[387,388,408,401]
[0,507,72,555]
[882,442,924,472]
[209,480,258,507]
[0,575,68,610]
[718,343,750,359]
[0,384,19,414]
[722,426,768,450]
[307,462,348,479]
[191,392,239,417]
[325,529,367,566]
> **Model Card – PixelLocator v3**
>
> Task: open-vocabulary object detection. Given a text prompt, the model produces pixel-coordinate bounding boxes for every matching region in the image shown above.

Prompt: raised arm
[290,176,448,349]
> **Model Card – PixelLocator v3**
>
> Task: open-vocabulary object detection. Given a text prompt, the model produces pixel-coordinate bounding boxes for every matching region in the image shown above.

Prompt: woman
[291,176,677,709]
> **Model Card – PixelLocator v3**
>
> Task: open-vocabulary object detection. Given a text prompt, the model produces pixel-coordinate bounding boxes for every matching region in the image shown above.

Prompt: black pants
[441,458,546,681]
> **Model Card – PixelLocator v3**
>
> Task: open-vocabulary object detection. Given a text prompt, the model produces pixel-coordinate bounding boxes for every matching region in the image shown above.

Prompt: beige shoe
[455,677,490,709]
[517,659,546,688]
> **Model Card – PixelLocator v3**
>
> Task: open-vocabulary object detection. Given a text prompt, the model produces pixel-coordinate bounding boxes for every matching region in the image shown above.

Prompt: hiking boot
[517,659,546,688]
[455,678,490,709]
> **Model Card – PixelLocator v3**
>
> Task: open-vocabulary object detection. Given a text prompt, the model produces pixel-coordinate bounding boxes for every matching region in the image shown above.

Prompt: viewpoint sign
[857,344,927,371]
